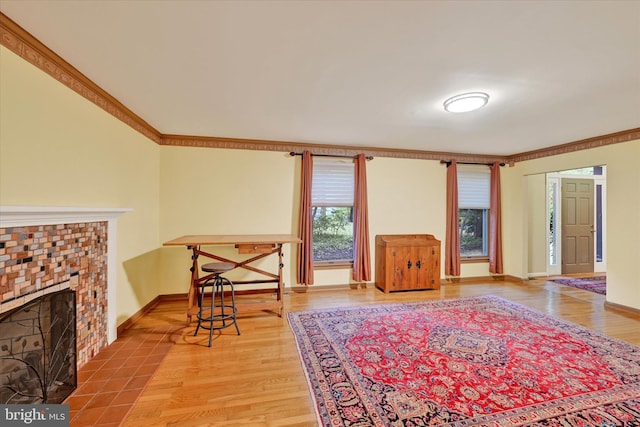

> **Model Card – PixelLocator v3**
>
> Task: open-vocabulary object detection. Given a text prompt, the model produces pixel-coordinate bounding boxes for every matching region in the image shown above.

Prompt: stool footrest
[194,271,240,347]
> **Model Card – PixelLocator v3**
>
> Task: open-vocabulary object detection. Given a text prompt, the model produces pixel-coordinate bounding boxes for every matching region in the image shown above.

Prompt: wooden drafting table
[163,234,301,322]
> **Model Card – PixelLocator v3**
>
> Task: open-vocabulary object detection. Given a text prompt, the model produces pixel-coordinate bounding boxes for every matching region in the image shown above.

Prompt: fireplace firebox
[0,288,77,404]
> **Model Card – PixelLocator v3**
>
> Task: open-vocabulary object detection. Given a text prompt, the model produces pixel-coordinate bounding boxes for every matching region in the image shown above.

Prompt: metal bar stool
[194,262,240,347]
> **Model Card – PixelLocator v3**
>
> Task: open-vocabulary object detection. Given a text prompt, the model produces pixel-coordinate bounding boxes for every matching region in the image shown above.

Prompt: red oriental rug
[287,296,640,426]
[549,276,606,295]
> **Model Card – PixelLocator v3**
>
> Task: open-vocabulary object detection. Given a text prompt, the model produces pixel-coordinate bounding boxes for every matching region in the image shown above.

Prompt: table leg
[277,244,284,317]
[184,243,287,318]
[187,245,200,324]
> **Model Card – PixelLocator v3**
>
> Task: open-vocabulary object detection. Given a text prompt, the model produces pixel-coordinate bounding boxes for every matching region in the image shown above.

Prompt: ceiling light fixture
[443,92,489,113]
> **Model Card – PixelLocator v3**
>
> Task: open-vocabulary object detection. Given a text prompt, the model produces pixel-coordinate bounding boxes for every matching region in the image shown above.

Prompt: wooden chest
[375,234,441,293]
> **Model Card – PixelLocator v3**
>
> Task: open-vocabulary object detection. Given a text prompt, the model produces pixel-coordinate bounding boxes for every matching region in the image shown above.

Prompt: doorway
[544,166,606,276]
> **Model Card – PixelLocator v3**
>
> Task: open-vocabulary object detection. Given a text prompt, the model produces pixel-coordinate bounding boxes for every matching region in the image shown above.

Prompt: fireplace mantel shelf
[0,205,132,228]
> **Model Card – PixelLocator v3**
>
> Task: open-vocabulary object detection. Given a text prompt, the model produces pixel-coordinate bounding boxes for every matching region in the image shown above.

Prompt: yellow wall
[158,147,298,292]
[0,47,162,326]
[158,150,450,292]
[527,173,547,275]
[502,140,640,309]
[3,42,638,318]
[294,156,450,287]
[157,150,502,292]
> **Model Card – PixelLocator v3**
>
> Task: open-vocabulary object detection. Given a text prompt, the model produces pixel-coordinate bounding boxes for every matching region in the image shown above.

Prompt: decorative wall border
[160,134,509,164]
[509,128,640,163]
[1,12,637,165]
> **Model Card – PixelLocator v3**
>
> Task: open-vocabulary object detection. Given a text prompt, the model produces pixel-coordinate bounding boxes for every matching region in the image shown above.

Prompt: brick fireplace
[0,207,130,382]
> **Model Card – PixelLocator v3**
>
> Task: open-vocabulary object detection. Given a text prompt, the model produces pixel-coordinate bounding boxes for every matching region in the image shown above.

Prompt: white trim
[594,178,607,272]
[0,205,132,344]
[546,177,561,276]
[528,272,548,278]
[0,205,131,228]
[545,169,607,275]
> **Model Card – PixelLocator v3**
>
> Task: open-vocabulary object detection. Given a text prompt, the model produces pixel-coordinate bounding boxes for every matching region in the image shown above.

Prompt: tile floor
[64,324,179,426]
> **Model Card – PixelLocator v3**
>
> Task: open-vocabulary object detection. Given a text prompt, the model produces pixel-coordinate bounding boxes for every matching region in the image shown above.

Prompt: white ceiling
[1,0,639,156]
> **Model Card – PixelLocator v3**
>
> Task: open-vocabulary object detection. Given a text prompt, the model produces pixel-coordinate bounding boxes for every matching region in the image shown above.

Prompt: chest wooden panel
[375,234,441,293]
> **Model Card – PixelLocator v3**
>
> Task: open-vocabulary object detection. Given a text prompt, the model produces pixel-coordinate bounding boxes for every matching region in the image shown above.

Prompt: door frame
[594,176,607,272]
[545,168,606,275]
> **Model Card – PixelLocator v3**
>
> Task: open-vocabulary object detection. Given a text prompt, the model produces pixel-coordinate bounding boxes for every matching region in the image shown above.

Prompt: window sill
[314,261,353,270]
[460,257,489,264]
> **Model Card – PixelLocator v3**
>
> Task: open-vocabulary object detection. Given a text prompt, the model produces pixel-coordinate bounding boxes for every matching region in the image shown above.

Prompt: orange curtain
[489,162,503,274]
[353,154,371,282]
[296,151,314,285]
[445,160,460,276]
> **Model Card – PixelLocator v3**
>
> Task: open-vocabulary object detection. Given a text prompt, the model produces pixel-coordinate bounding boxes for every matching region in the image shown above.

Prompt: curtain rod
[440,160,505,167]
[289,152,373,160]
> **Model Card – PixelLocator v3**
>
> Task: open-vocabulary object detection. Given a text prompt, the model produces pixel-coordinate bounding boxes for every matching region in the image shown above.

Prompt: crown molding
[161,128,640,164]
[506,128,640,163]
[160,134,508,164]
[1,12,637,165]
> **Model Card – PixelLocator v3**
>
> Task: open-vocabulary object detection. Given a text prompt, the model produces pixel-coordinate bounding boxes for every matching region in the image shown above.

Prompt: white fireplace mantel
[0,205,132,228]
[0,205,132,344]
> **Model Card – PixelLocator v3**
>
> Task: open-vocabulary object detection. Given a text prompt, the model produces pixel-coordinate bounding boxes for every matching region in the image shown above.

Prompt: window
[557,166,604,176]
[311,157,354,263]
[458,165,490,258]
[548,178,559,266]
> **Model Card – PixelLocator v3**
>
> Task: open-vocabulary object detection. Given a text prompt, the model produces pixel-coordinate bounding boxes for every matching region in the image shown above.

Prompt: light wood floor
[121,279,640,427]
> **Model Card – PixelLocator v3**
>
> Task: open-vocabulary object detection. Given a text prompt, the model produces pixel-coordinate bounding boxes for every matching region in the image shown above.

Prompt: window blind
[312,157,354,206]
[458,164,490,209]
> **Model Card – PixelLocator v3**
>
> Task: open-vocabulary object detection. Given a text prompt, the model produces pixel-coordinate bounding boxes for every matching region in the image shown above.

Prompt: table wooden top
[163,234,301,246]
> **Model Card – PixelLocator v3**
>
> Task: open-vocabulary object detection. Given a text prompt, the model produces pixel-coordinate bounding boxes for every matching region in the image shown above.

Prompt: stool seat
[201,262,235,274]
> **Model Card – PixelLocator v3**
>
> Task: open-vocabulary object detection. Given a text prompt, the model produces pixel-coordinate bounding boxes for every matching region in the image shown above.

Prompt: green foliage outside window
[312,207,354,262]
[459,208,487,257]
